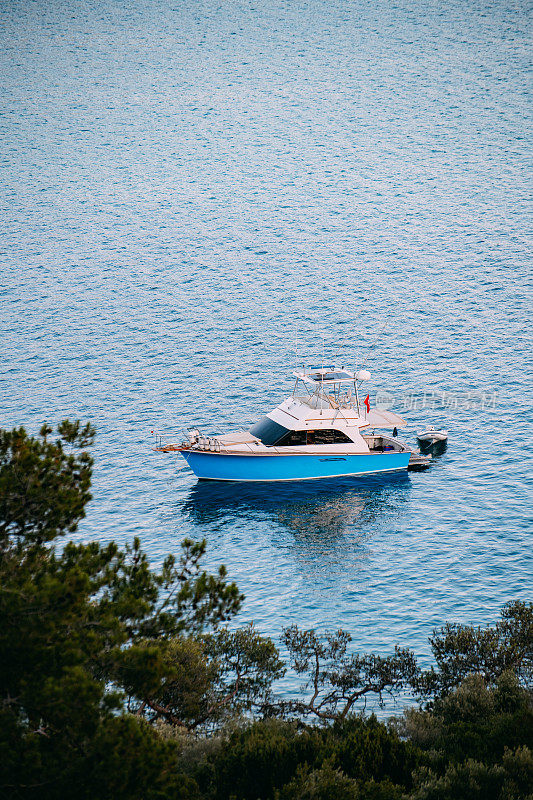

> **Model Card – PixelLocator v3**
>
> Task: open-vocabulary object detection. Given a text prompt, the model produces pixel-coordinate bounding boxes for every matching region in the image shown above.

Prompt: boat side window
[251,419,354,447]
[335,430,353,443]
[276,429,353,445]
[276,430,308,446]
[311,429,353,444]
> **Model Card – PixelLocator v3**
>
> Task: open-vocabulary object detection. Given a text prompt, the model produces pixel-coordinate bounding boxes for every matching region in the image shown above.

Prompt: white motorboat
[416,425,448,454]
[156,365,431,482]
[416,425,448,444]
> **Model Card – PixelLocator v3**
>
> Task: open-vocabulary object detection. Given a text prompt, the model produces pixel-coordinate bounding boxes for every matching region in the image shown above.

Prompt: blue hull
[180,450,411,482]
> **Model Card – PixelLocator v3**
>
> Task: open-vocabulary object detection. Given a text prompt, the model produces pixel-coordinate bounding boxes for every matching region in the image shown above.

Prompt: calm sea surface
[1,0,532,697]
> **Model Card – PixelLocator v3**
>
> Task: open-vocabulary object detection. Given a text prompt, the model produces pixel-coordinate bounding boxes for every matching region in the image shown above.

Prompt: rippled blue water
[1,0,531,696]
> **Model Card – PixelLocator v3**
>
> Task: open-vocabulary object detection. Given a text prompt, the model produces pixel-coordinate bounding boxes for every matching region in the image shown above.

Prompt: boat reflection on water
[181,472,411,542]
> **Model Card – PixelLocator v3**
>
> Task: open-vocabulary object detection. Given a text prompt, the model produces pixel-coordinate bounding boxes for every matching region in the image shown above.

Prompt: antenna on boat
[332,336,346,366]
[358,320,388,374]
[320,334,325,415]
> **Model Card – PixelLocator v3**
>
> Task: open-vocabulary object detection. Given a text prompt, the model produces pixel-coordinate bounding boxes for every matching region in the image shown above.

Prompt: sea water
[1,0,531,699]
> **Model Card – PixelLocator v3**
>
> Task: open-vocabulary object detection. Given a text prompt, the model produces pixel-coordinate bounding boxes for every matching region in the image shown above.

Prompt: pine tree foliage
[0,422,272,798]
[277,626,417,721]
[415,601,533,699]
[1,421,531,800]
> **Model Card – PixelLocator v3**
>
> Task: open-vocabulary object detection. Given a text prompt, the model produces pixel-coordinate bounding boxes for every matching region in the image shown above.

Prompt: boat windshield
[249,416,289,445]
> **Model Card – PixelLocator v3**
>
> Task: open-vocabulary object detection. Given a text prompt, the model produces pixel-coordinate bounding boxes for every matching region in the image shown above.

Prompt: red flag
[363,394,370,413]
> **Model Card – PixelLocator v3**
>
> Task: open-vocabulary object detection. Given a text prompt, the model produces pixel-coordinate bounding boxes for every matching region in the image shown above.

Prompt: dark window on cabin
[312,429,353,444]
[249,417,289,445]
[276,430,308,446]
[276,429,353,446]
[250,418,354,447]
[337,430,353,443]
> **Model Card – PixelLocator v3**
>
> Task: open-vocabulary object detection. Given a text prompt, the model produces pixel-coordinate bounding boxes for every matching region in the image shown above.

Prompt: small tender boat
[416,425,448,454]
[157,366,430,482]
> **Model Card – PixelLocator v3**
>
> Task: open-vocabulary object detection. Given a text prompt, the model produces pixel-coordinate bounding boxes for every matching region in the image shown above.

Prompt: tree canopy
[415,601,533,699]
[0,421,274,797]
[1,421,531,800]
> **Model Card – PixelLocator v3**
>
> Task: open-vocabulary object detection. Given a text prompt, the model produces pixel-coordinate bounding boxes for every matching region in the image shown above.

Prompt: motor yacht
[156,366,431,482]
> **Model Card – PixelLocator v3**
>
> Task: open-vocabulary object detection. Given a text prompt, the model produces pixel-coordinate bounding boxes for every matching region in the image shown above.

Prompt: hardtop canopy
[294,367,356,385]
